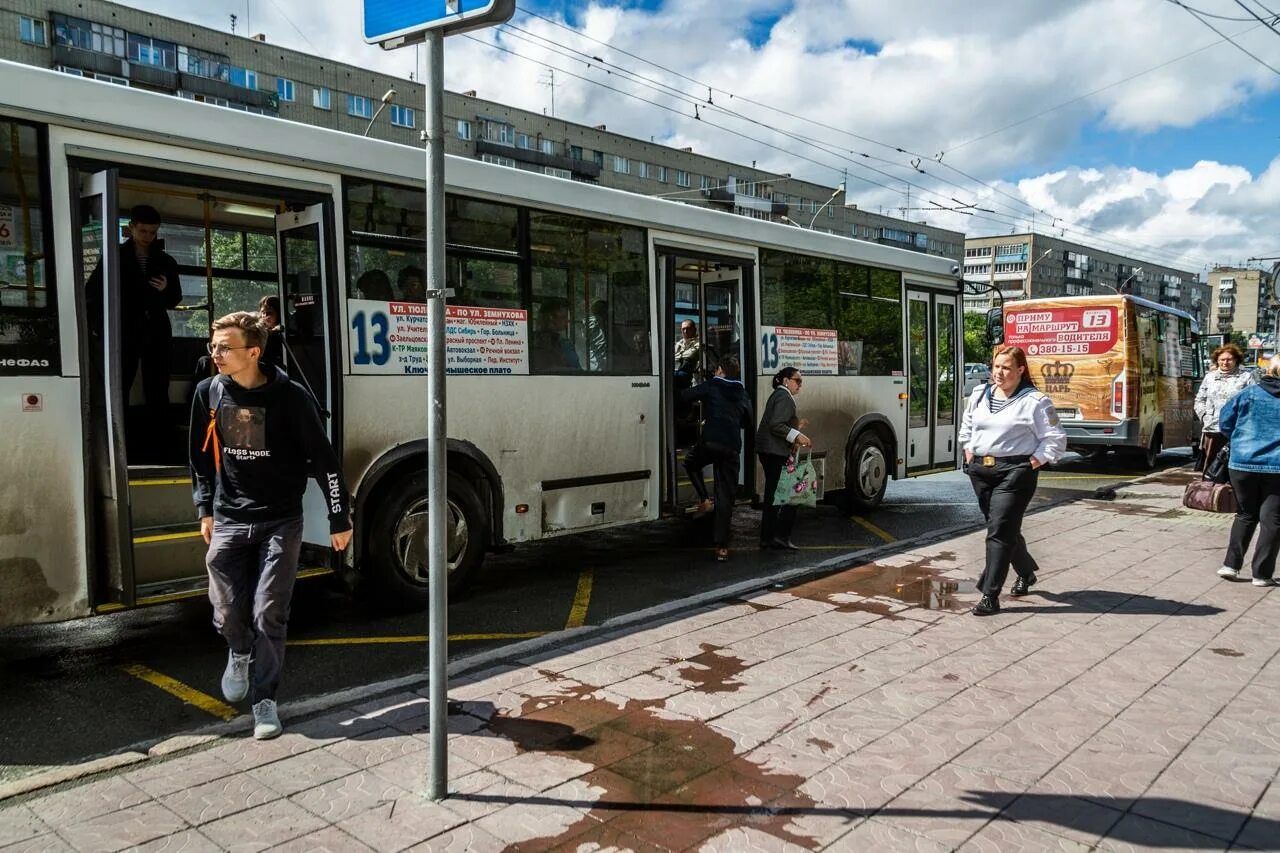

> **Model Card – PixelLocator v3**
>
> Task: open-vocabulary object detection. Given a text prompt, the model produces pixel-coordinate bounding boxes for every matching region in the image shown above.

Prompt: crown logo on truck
[1041,361,1074,393]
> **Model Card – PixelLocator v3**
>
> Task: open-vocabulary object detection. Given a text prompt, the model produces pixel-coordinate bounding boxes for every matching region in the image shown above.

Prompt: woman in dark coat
[755,366,811,550]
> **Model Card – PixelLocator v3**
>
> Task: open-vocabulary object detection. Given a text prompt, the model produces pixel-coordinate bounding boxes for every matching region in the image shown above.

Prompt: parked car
[963,362,991,396]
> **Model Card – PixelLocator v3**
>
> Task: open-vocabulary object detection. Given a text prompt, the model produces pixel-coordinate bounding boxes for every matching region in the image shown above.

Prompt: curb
[0,467,1173,801]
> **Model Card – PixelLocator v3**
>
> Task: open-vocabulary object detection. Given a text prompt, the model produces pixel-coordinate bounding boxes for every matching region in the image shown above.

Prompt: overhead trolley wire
[506,5,1223,269]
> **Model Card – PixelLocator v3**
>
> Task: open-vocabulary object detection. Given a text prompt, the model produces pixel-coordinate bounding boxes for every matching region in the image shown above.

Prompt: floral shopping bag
[773,451,819,508]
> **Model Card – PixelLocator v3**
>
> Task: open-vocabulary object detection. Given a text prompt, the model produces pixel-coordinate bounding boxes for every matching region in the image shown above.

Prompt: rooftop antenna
[539,69,556,117]
[229,13,237,33]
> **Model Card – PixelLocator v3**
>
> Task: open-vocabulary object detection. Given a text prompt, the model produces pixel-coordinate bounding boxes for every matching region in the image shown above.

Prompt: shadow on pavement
[999,589,1224,617]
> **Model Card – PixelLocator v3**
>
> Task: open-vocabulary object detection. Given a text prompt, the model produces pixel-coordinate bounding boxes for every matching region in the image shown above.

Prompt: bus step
[132,523,207,586]
[129,469,196,529]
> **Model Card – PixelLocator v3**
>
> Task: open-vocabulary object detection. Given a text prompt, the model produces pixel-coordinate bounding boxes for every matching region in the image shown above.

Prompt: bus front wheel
[845,432,889,513]
[366,470,487,609]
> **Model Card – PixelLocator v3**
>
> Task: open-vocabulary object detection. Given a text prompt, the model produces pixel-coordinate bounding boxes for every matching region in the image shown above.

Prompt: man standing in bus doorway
[190,311,352,740]
[87,204,183,461]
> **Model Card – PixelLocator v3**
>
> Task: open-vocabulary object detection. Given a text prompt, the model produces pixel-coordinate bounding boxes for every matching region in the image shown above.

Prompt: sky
[128,0,1280,275]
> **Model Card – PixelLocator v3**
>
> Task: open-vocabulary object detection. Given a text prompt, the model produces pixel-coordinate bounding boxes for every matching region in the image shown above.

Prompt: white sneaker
[1217,566,1239,579]
[221,651,251,703]
[252,699,282,740]
[1252,578,1277,588]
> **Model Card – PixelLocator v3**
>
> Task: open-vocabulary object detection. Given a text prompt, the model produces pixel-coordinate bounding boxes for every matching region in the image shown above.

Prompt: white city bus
[0,61,960,628]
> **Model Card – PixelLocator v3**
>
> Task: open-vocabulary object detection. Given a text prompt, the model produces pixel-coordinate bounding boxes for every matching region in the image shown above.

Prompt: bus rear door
[904,288,960,473]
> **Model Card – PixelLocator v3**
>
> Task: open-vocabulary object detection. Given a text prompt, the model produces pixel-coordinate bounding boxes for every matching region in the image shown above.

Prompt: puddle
[678,644,748,694]
[786,552,977,615]
[482,694,824,851]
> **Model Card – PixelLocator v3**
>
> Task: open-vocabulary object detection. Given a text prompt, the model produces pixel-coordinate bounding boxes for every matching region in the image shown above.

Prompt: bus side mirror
[986,308,1004,348]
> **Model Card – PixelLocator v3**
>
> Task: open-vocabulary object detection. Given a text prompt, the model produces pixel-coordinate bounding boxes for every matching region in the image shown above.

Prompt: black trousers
[967,458,1040,596]
[684,442,739,548]
[758,452,798,544]
[1225,469,1280,580]
[122,330,173,456]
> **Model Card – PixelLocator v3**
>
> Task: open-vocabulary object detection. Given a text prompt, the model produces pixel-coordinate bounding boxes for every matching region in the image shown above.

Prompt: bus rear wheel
[1137,430,1162,471]
[845,432,889,513]
[366,471,487,609]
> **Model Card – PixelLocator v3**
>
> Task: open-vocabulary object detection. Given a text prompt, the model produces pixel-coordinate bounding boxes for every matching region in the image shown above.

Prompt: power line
[464,34,1212,270]
[505,5,1222,268]
[1171,0,1280,74]
[1230,0,1280,35]
[1166,0,1270,21]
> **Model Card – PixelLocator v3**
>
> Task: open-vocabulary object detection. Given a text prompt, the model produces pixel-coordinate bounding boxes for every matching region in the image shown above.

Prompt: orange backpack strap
[200,377,226,473]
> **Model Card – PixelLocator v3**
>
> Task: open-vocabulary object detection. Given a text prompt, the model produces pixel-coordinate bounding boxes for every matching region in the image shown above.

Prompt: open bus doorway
[659,249,752,511]
[73,165,336,607]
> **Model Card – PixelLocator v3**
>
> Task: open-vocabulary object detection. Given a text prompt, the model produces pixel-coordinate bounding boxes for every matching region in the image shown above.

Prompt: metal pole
[424,28,449,802]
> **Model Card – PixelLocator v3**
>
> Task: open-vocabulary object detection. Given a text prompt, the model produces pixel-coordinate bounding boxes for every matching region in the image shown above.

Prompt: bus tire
[845,431,889,513]
[1137,429,1162,471]
[366,470,487,610]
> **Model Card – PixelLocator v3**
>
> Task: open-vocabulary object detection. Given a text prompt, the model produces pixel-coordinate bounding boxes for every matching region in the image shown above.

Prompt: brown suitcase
[1182,479,1238,514]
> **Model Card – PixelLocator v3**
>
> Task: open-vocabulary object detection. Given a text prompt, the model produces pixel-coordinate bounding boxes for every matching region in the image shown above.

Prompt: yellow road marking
[133,531,203,545]
[287,631,546,647]
[566,568,594,629]
[119,663,238,721]
[850,515,896,543]
[1040,473,1144,480]
[129,478,190,487]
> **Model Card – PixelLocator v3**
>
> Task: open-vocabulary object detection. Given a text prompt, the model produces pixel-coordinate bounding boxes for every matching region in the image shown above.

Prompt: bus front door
[905,289,960,474]
[660,251,748,510]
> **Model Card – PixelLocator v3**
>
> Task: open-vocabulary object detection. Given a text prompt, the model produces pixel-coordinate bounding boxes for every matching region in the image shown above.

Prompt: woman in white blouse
[958,346,1067,616]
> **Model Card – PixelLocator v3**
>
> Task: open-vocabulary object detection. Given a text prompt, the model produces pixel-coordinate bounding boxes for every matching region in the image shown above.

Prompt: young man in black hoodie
[190,311,352,739]
[680,356,753,561]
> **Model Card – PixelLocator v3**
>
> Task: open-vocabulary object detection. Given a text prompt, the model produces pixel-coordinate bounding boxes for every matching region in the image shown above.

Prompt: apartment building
[962,232,1207,323]
[1207,266,1277,339]
[1,0,964,260]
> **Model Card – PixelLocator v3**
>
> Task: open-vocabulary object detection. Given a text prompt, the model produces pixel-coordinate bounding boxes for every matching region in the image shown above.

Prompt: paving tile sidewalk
[4,470,1280,852]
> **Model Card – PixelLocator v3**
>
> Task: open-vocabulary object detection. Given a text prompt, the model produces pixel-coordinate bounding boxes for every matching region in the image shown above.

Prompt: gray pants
[206,516,304,703]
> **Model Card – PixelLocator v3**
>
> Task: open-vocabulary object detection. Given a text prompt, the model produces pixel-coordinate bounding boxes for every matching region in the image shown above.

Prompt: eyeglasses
[790,376,803,386]
[206,343,252,355]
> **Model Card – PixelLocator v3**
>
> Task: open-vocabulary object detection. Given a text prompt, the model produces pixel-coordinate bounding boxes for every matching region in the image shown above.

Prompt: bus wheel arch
[843,417,895,513]
[1137,425,1163,471]
[356,441,503,608]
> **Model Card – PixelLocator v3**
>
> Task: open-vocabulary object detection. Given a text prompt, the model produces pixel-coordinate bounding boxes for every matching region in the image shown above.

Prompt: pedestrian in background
[681,356,753,561]
[959,346,1066,615]
[1195,343,1255,470]
[1215,358,1280,586]
[756,366,811,551]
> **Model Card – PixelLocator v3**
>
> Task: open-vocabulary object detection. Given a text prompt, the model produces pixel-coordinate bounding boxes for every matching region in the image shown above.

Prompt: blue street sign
[364,0,515,45]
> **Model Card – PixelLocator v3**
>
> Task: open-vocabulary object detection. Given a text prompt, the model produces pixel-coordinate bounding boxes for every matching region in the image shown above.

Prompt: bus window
[0,120,59,375]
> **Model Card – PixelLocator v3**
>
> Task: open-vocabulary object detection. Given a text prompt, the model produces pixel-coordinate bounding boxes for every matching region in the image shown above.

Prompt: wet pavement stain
[1211,648,1245,657]
[479,694,826,852]
[786,553,977,616]
[678,644,748,694]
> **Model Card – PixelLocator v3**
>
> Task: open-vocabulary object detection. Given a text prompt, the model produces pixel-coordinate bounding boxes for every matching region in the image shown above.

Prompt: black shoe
[1010,572,1037,596]
[972,595,1000,616]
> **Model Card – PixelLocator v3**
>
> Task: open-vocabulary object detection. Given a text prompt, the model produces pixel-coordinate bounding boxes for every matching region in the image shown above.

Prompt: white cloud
[120,0,1280,268]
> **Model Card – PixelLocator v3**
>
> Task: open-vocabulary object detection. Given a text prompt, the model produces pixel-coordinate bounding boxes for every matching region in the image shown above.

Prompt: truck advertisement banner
[1003,300,1125,422]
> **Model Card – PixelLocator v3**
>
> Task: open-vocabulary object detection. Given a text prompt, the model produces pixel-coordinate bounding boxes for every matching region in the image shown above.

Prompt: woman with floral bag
[755,367,811,551]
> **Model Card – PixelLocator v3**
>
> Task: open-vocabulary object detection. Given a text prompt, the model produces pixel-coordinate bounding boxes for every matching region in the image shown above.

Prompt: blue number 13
[352,311,391,365]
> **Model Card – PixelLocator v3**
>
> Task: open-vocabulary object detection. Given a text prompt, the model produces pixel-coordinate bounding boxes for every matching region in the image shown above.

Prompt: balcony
[704,187,787,216]
[179,73,277,110]
[52,44,125,77]
[128,62,179,91]
[476,139,600,180]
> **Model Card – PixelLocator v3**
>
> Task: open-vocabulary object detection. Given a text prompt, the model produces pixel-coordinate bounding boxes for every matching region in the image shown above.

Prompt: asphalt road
[0,449,1192,784]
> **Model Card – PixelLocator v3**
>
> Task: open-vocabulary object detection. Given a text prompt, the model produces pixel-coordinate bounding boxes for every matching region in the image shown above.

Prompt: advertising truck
[992,295,1204,468]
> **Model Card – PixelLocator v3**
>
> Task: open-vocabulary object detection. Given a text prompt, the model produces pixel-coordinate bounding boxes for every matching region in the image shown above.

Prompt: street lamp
[1097,267,1142,295]
[363,88,397,137]
[1021,248,1054,299]
[779,215,806,229]
[809,181,846,228]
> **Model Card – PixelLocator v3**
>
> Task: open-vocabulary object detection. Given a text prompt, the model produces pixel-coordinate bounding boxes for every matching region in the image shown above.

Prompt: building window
[347,94,373,119]
[19,16,47,46]
[481,154,516,168]
[515,132,531,149]
[675,170,691,188]
[657,165,667,183]
[53,15,125,57]
[312,87,331,110]
[390,105,415,128]
[569,145,583,160]
[544,167,571,179]
[540,138,554,155]
[177,45,228,80]
[228,67,258,90]
[592,150,604,167]
[700,175,714,190]
[613,156,630,174]
[484,121,514,145]
[882,228,913,243]
[276,78,295,102]
[636,162,650,179]
[455,119,472,140]
[127,34,176,69]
